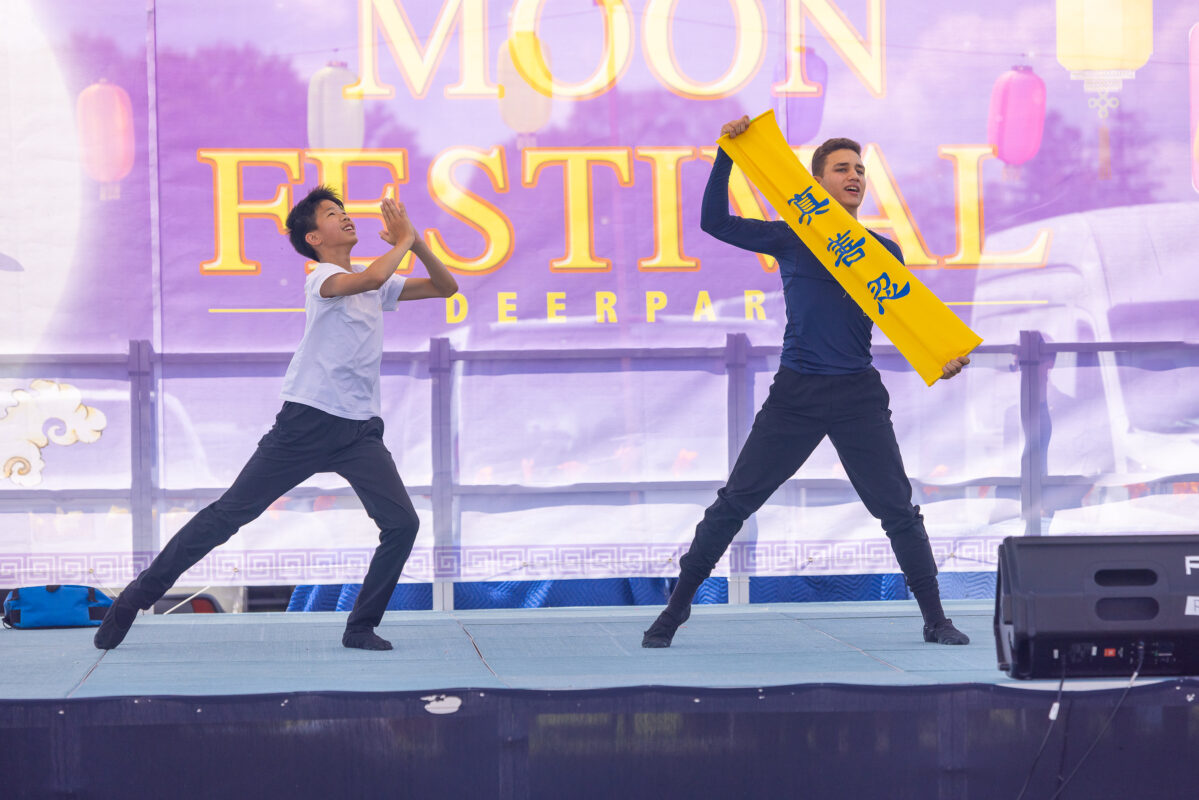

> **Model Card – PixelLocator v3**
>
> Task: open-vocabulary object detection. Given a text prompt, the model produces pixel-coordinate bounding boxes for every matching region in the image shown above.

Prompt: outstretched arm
[700,117,795,259]
[320,198,416,297]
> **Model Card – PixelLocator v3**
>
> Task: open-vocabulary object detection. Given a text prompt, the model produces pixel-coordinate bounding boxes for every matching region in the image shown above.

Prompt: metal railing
[2,332,1197,608]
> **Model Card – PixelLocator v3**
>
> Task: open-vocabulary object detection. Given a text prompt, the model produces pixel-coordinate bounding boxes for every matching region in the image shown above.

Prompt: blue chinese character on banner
[786,188,830,225]
[867,272,911,315]
[826,230,866,268]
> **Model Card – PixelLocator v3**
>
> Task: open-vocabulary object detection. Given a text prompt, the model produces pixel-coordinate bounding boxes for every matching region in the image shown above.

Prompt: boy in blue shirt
[96,186,458,651]
[643,117,970,648]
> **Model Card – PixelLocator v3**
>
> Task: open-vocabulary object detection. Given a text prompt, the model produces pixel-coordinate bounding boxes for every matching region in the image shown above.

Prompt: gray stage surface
[0,599,1089,699]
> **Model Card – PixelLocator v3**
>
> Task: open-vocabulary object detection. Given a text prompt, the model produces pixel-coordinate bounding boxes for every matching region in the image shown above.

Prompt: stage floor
[10,599,1198,799]
[0,599,1072,699]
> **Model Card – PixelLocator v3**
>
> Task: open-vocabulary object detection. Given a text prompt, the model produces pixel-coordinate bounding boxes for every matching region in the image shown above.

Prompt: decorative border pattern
[0,537,1003,586]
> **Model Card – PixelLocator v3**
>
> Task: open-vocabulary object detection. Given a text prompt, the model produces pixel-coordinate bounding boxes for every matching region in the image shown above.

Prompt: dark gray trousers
[122,402,419,632]
[679,366,940,599]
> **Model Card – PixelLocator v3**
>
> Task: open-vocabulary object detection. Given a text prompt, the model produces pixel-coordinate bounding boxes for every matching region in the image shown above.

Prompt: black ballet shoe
[641,605,691,648]
[923,618,970,645]
[93,592,138,650]
[342,630,393,651]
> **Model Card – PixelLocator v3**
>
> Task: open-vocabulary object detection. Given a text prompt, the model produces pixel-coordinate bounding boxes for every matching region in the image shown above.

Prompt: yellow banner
[717,111,982,386]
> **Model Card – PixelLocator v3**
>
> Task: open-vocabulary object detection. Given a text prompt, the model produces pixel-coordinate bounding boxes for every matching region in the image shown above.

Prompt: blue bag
[2,585,114,629]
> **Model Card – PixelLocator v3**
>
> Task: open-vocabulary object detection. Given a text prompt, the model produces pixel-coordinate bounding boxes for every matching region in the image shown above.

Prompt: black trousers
[679,366,939,595]
[122,402,420,632]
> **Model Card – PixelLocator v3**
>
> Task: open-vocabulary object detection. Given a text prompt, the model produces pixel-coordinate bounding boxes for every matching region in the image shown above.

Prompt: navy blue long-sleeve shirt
[701,149,904,375]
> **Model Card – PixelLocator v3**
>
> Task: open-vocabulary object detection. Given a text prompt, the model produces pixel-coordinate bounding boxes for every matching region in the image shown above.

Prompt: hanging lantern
[1056,0,1153,180]
[76,80,134,201]
[307,61,364,150]
[1190,23,1198,194]
[773,47,827,146]
[498,34,552,148]
[987,65,1046,180]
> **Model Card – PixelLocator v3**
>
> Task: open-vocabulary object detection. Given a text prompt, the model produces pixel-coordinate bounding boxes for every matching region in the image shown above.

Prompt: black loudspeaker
[995,534,1199,679]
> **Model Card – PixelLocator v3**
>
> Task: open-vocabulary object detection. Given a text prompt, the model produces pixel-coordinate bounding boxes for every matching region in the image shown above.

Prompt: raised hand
[378,196,416,249]
[721,115,751,139]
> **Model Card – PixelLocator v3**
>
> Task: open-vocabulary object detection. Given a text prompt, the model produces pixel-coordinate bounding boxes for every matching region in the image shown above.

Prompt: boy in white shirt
[96,186,458,651]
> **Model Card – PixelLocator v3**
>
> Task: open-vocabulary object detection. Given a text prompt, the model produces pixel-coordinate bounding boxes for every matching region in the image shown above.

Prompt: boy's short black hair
[811,137,862,177]
[286,185,344,261]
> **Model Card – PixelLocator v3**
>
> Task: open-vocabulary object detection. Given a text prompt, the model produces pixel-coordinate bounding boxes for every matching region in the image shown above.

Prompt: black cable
[1051,694,1074,794]
[1047,642,1146,800]
[1014,661,1067,800]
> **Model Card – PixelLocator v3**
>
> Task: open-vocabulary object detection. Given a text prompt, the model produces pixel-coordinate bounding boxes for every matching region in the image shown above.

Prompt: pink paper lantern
[987,65,1046,167]
[76,80,134,200]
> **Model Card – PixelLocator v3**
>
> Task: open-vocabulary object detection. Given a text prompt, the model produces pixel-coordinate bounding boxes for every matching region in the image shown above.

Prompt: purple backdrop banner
[2,0,1196,587]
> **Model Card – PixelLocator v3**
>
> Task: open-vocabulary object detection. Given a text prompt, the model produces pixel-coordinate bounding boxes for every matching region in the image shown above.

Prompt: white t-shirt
[279,262,406,420]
